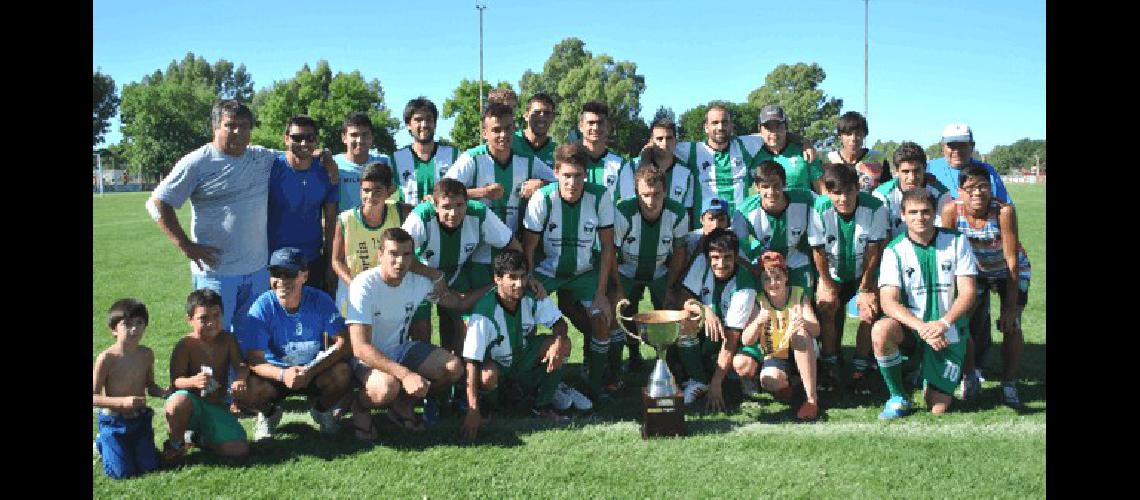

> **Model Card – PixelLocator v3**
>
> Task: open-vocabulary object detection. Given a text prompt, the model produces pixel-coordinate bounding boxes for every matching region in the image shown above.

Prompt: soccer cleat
[850,371,872,395]
[796,401,820,421]
[184,430,201,448]
[878,396,912,420]
[161,439,187,464]
[958,372,981,401]
[310,406,341,435]
[1001,383,1023,409]
[741,377,759,398]
[558,383,594,411]
[253,405,284,441]
[682,379,709,405]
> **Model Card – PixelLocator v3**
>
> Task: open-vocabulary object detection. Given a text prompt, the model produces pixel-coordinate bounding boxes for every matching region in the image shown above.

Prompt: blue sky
[93,0,1045,153]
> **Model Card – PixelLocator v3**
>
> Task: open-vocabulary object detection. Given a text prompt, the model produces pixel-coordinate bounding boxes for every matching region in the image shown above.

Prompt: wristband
[939,318,951,329]
[278,368,285,382]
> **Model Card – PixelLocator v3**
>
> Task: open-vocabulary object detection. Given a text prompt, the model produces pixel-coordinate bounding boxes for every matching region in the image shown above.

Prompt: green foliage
[142,52,255,102]
[249,61,399,155]
[519,38,648,156]
[442,79,514,151]
[871,140,901,166]
[986,138,1045,174]
[677,101,759,143]
[746,63,843,145]
[926,142,944,161]
[93,69,119,147]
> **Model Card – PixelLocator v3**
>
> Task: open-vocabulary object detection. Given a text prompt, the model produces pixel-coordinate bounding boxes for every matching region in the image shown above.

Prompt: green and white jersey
[523,182,615,278]
[807,192,889,283]
[879,228,978,342]
[682,255,757,330]
[613,198,690,281]
[737,188,816,270]
[462,288,562,367]
[511,130,556,166]
[391,143,459,205]
[584,149,626,202]
[402,199,512,285]
[750,141,824,192]
[676,138,754,215]
[615,155,696,209]
[872,178,954,240]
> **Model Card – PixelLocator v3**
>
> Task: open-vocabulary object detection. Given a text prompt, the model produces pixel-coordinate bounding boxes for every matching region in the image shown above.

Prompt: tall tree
[746,63,842,146]
[870,140,901,166]
[986,138,1045,174]
[442,79,513,151]
[143,52,255,102]
[93,69,119,147]
[250,60,399,154]
[518,38,647,156]
[678,101,760,143]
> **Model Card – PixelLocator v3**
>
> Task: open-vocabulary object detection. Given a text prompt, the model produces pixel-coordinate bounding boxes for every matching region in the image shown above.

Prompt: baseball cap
[941,123,973,143]
[269,247,307,275]
[758,105,787,124]
[703,197,729,215]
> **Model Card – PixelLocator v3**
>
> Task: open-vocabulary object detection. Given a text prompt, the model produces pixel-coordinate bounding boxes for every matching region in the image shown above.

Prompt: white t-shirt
[345,267,437,358]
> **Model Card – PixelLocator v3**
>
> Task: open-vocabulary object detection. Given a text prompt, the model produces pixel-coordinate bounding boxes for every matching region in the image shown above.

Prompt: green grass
[93,184,1045,497]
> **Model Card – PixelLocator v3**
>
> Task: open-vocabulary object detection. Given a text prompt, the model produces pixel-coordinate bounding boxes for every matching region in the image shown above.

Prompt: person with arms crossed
[873,189,977,419]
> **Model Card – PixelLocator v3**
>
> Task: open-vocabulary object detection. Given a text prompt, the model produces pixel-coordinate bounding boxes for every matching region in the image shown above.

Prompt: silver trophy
[614,300,703,397]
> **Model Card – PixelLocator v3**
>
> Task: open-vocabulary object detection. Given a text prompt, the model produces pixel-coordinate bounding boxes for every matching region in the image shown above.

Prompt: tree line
[93,38,1042,182]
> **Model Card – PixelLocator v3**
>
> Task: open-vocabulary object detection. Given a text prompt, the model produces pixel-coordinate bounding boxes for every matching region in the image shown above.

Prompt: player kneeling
[460,249,571,440]
[734,252,821,421]
[872,189,977,419]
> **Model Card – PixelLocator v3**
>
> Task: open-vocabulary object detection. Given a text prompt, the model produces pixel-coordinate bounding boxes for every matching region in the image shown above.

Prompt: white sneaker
[558,382,593,411]
[310,406,340,435]
[253,405,284,441]
[551,384,573,411]
[741,377,759,398]
[682,379,709,405]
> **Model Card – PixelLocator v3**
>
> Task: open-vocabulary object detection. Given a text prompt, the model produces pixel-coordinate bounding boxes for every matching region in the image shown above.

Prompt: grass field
[92,184,1045,497]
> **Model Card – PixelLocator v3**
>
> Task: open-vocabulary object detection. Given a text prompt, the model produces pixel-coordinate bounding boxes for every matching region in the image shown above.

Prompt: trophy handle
[680,299,705,337]
[614,299,646,343]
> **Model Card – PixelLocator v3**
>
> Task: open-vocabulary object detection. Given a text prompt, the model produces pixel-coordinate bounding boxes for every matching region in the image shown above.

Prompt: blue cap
[268,247,307,273]
[703,198,728,215]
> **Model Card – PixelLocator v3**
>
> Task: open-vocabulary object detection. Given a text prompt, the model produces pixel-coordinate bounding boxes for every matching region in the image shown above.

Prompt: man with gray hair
[926,123,1013,205]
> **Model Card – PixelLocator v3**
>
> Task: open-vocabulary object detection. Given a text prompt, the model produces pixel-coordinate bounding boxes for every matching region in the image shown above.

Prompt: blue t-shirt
[334,153,391,212]
[242,287,346,367]
[926,158,1013,205]
[268,154,340,261]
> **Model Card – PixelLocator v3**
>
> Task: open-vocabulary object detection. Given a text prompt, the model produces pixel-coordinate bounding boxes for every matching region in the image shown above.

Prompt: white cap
[941,123,973,143]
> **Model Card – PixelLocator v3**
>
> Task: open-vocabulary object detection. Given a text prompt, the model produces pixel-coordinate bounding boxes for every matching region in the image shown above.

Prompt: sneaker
[1001,383,1023,409]
[796,401,820,421]
[558,383,594,411]
[850,371,872,395]
[310,406,341,435]
[741,377,759,398]
[878,395,912,420]
[161,438,187,464]
[253,405,284,441]
[184,430,200,448]
[681,379,709,405]
[958,372,981,401]
[551,385,573,411]
[974,369,986,383]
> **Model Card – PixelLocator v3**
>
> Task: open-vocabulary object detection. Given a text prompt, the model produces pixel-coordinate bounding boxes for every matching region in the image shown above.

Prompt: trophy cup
[615,299,703,439]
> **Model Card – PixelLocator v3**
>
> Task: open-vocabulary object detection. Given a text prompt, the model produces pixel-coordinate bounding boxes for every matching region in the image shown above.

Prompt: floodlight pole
[864,0,869,120]
[477,2,487,113]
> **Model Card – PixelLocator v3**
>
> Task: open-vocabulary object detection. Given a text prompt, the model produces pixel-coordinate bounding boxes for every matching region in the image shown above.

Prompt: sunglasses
[269,267,301,279]
[288,133,317,143]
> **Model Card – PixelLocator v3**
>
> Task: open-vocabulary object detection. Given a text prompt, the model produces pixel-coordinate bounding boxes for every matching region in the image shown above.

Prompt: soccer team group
[93,87,1032,479]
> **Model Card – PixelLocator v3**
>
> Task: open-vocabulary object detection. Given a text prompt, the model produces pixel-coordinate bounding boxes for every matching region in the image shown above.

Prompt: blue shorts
[95,407,159,479]
[192,267,269,344]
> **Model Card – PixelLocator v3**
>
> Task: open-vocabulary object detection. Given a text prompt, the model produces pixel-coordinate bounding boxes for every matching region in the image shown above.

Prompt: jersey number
[942,360,960,382]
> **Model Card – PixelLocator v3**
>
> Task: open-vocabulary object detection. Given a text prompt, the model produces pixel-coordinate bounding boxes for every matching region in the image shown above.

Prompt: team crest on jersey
[732,157,742,167]
[606,174,616,186]
[941,260,952,272]
[295,321,304,337]
[662,236,672,246]
[402,171,412,180]
[790,158,800,166]
[548,222,558,232]
[625,235,636,244]
[760,235,771,246]
[700,286,710,297]
[464,243,476,254]
[424,249,435,260]
[404,303,415,314]
[673,186,683,196]
[791,228,803,237]
[702,161,711,170]
[905,267,915,279]
[827,235,836,244]
[584,221,596,233]
[522,321,535,335]
[857,234,868,244]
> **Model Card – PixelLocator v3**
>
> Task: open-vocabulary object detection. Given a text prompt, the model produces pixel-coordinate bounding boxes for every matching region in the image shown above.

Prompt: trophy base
[641,388,686,439]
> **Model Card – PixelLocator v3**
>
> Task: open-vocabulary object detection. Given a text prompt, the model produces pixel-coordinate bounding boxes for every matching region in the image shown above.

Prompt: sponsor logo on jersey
[625,235,636,244]
[584,221,596,233]
[827,235,836,244]
[700,286,710,297]
[941,260,952,272]
[673,186,683,196]
[548,222,558,232]
[464,243,476,254]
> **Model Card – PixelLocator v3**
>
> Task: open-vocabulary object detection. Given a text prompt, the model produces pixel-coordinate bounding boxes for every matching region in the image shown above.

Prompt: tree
[518,38,648,156]
[870,140,901,166]
[249,60,399,154]
[926,143,944,161]
[677,101,760,143]
[143,52,255,102]
[746,63,843,146]
[93,69,119,147]
[442,79,513,151]
[986,138,1045,174]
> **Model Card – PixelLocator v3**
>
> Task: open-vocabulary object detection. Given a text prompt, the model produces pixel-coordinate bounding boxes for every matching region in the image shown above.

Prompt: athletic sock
[535,365,564,407]
[876,352,906,398]
[607,329,625,376]
[678,335,708,384]
[588,337,609,396]
[852,357,869,374]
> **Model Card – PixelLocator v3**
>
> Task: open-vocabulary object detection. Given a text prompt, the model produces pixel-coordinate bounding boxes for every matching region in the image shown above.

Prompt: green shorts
[492,335,547,380]
[788,265,815,297]
[537,270,601,307]
[619,274,668,310]
[903,324,970,395]
[169,390,246,445]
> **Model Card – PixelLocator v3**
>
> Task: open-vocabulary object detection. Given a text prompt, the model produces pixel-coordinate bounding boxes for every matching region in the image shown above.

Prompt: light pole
[477,2,486,113]
[864,0,868,120]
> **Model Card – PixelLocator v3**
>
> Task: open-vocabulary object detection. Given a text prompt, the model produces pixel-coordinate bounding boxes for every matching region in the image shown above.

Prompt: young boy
[93,299,164,479]
[162,288,253,461]
[734,252,821,421]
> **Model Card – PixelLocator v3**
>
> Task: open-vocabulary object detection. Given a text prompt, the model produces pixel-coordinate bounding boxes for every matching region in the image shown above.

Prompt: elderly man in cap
[749,105,825,194]
[926,123,1013,205]
[239,247,353,441]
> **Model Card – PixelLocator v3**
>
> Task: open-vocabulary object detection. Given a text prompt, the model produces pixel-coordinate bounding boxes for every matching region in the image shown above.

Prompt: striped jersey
[953,200,1031,281]
[523,182,615,278]
[677,137,753,215]
[511,130,556,166]
[615,155,696,210]
[682,254,757,330]
[879,228,978,341]
[462,288,562,367]
[402,199,512,285]
[807,192,889,283]
[584,149,626,202]
[736,188,816,270]
[613,198,690,281]
[390,143,459,205]
[872,178,953,240]
[751,141,823,192]
[826,149,890,193]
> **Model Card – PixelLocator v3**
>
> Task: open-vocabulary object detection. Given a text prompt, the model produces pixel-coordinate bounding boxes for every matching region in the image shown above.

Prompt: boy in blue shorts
[162,289,253,461]
[93,299,165,479]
